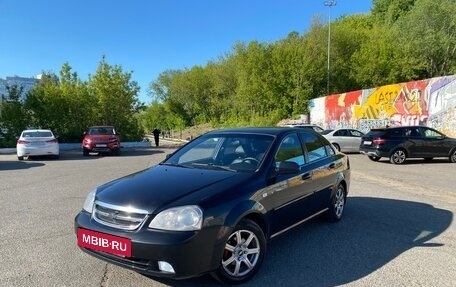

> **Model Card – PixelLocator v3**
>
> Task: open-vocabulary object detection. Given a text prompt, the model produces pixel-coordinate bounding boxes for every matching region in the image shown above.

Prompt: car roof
[203,127,313,137]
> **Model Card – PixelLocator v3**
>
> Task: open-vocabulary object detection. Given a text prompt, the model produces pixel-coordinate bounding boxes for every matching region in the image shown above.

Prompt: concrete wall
[309,75,456,137]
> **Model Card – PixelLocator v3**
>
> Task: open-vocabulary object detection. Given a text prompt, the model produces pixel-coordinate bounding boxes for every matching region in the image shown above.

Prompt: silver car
[322,128,364,152]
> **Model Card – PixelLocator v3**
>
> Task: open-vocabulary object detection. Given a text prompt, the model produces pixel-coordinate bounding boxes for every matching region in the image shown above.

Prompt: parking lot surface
[1,149,455,287]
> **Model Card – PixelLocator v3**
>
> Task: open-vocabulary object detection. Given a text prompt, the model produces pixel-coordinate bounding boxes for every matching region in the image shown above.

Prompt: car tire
[17,156,24,161]
[450,149,456,163]
[212,219,266,285]
[113,149,121,156]
[368,155,381,161]
[326,183,346,222]
[83,148,90,156]
[332,143,340,152]
[390,149,407,164]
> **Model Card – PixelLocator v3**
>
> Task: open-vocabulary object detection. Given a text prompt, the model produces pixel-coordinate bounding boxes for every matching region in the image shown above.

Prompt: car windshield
[88,127,115,135]
[163,133,274,172]
[22,131,53,138]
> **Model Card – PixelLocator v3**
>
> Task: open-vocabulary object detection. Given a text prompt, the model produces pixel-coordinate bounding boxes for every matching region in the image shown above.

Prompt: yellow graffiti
[353,84,401,119]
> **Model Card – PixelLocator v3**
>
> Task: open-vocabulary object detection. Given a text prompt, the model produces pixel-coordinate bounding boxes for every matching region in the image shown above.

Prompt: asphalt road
[0,148,455,287]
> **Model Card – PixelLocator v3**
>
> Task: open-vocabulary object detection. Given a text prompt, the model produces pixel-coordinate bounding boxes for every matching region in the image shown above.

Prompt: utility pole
[324,0,336,95]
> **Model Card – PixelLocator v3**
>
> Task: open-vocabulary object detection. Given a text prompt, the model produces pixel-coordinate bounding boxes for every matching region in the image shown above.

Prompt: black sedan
[359,125,456,164]
[75,127,351,284]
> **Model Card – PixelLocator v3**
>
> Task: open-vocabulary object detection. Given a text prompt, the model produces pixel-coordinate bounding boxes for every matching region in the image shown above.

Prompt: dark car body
[82,126,120,156]
[359,125,456,164]
[74,127,350,284]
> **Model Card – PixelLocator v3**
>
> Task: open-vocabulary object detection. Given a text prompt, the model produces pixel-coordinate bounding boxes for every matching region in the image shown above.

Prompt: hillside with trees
[1,0,456,147]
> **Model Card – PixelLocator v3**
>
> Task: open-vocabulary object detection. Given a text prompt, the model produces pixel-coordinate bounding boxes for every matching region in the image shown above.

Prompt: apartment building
[0,75,40,103]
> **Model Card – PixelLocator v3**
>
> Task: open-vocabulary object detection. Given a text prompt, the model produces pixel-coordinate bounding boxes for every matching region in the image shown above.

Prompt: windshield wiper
[160,162,194,169]
[190,163,237,172]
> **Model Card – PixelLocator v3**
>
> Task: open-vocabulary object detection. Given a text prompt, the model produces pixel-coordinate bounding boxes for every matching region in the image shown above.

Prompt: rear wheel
[212,219,266,285]
[368,155,381,162]
[17,156,24,160]
[326,183,346,222]
[390,149,407,164]
[450,149,456,163]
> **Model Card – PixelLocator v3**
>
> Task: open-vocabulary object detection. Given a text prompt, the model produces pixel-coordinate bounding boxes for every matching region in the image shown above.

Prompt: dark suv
[359,125,456,164]
[82,126,121,156]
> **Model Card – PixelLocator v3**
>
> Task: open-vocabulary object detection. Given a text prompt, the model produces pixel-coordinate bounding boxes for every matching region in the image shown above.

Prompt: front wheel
[390,149,407,164]
[326,183,347,222]
[212,219,266,285]
[17,156,24,161]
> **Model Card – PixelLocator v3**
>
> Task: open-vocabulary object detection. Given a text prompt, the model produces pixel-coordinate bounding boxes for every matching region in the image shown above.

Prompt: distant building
[0,75,40,103]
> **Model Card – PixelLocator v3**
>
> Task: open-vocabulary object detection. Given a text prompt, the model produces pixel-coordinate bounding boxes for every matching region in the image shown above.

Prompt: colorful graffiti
[309,75,456,137]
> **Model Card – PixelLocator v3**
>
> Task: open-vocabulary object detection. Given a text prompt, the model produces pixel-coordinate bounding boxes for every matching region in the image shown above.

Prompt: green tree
[87,56,143,141]
[0,85,29,147]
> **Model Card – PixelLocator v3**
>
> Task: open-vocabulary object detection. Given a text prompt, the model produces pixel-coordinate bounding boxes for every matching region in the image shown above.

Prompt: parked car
[82,126,120,156]
[322,128,365,152]
[359,125,456,164]
[284,124,325,134]
[75,127,350,284]
[16,129,59,160]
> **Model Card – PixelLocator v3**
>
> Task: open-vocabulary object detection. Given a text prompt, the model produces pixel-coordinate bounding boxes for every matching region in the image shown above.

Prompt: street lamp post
[324,0,336,95]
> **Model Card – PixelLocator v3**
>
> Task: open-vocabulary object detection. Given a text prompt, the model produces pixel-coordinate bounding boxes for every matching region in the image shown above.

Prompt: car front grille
[92,201,149,230]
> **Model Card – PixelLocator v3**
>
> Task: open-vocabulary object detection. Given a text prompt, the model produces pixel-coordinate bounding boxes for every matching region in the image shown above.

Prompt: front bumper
[82,142,120,152]
[74,211,223,279]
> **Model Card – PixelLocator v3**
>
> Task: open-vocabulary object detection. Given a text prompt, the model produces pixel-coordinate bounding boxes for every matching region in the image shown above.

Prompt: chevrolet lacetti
[74,127,350,284]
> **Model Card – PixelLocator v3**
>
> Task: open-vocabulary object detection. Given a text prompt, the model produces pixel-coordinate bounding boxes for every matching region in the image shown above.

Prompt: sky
[0,0,372,104]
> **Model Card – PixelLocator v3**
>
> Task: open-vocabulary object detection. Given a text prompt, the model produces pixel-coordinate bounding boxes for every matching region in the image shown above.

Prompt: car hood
[95,165,250,213]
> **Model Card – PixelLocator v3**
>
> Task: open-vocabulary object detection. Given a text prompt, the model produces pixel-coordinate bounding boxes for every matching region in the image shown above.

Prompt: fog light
[158,261,175,274]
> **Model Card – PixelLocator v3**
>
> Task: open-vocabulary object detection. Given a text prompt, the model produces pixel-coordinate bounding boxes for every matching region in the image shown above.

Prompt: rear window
[22,131,53,137]
[364,130,387,138]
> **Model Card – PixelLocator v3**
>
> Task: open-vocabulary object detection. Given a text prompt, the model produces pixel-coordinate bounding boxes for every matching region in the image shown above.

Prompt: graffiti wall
[309,75,456,137]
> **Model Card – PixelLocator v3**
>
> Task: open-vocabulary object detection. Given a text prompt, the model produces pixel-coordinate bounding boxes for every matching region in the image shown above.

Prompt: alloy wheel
[391,150,406,164]
[222,229,261,277]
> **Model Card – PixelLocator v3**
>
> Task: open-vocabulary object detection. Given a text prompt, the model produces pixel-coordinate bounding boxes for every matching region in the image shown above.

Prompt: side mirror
[277,161,300,174]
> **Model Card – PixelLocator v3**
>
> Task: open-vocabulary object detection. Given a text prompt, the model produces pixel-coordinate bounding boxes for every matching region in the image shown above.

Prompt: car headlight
[82,188,97,213]
[149,205,203,231]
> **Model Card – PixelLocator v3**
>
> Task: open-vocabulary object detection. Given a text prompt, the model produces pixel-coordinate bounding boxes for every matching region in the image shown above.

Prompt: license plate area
[95,144,107,147]
[363,140,372,145]
[77,228,131,257]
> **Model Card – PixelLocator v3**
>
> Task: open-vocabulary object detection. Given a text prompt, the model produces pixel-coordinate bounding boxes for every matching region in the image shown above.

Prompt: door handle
[302,172,312,180]
[328,163,336,169]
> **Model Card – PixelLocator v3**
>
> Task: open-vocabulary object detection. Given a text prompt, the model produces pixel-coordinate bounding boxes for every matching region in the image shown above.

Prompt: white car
[283,124,325,134]
[16,129,60,160]
[322,128,365,152]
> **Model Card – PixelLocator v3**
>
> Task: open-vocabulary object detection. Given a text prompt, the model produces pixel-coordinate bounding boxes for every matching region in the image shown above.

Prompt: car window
[299,132,328,162]
[387,129,405,137]
[349,130,364,137]
[334,129,348,136]
[423,128,443,138]
[275,134,305,167]
[23,131,53,137]
[404,127,421,137]
[178,137,221,164]
[166,134,274,172]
